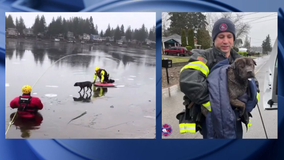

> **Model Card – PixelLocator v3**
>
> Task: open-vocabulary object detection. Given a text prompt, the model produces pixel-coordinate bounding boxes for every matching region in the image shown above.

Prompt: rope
[256,103,268,139]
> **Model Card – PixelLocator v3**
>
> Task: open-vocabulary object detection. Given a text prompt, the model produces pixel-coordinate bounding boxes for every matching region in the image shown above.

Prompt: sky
[162,12,278,47]
[6,12,156,32]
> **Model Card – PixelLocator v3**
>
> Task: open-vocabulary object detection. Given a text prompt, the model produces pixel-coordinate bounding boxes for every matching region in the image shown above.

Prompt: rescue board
[94,82,116,87]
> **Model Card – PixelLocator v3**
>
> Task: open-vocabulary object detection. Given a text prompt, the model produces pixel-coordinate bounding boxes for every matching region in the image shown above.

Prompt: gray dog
[227,57,256,117]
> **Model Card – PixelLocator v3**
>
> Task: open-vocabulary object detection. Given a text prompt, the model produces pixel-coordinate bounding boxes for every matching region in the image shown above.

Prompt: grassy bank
[162,55,261,64]
[162,56,189,63]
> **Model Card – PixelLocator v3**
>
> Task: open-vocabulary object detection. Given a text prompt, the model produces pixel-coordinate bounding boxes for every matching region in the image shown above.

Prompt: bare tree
[221,12,233,19]
[243,35,250,48]
[221,13,251,47]
[162,12,170,37]
[205,12,218,37]
[234,39,243,48]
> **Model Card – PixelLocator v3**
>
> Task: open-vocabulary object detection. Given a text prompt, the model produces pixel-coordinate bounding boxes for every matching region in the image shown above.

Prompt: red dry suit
[10,94,43,118]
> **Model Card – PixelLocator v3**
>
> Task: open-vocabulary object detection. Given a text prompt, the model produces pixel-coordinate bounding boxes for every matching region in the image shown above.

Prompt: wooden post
[166,68,169,84]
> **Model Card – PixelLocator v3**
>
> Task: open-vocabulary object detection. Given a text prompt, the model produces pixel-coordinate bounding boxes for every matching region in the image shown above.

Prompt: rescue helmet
[95,67,100,72]
[22,85,32,94]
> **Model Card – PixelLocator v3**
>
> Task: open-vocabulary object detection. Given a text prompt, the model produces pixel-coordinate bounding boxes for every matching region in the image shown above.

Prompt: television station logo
[162,124,172,137]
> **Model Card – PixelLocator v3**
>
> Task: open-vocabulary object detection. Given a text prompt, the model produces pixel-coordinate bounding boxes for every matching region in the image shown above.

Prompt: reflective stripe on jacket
[94,69,109,83]
[179,47,242,106]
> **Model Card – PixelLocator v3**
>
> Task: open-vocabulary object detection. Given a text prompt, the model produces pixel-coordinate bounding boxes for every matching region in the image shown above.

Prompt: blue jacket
[206,59,258,139]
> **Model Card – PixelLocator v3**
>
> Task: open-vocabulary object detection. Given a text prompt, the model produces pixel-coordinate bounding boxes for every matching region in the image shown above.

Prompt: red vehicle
[164,47,189,56]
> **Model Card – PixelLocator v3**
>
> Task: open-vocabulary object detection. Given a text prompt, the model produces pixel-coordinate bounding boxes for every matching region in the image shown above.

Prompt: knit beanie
[212,18,236,42]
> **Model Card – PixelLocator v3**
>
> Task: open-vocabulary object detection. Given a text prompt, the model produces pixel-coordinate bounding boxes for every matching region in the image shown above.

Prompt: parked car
[164,47,189,56]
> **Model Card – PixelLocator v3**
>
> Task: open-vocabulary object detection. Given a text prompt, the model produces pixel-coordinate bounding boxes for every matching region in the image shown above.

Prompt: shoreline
[5,37,155,51]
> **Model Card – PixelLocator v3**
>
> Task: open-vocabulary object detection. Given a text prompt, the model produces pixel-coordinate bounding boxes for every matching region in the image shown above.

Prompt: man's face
[214,32,234,54]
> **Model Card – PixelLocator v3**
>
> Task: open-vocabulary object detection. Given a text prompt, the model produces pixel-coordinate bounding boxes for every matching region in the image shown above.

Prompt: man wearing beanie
[178,18,260,139]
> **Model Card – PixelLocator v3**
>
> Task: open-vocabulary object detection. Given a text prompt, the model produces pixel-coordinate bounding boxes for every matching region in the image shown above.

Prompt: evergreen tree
[134,29,140,41]
[15,18,19,30]
[114,25,121,41]
[82,18,90,34]
[145,28,149,40]
[19,17,26,31]
[196,28,211,49]
[55,16,63,35]
[148,30,155,41]
[187,29,194,49]
[7,14,154,43]
[148,26,156,41]
[95,24,98,35]
[139,24,147,42]
[120,24,125,36]
[105,24,111,37]
[168,12,207,35]
[262,34,272,54]
[62,18,68,36]
[73,17,79,36]
[5,15,7,29]
[110,27,115,37]
[39,15,47,34]
[47,18,56,36]
[6,15,15,29]
[181,29,187,47]
[32,15,40,35]
[125,26,132,41]
[15,17,26,35]
[89,16,95,34]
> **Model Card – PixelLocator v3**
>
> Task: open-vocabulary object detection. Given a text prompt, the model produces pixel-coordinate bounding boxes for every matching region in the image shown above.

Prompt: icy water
[5,39,156,139]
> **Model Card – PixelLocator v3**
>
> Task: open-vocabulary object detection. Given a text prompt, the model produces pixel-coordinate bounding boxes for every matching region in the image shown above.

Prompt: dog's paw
[239,109,245,117]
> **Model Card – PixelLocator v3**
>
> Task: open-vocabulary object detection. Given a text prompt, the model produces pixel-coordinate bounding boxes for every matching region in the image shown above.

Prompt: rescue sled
[94,82,116,87]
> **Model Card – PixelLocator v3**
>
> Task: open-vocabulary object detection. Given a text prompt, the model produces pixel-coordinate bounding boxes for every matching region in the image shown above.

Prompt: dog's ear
[253,59,257,66]
[231,61,235,69]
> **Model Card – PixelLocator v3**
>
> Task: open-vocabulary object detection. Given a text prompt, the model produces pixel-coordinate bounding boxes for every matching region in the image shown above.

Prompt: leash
[256,103,268,139]
[5,53,92,136]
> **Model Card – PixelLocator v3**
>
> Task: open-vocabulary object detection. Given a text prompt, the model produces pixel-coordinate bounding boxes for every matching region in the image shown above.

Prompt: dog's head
[231,57,256,79]
[74,82,79,86]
